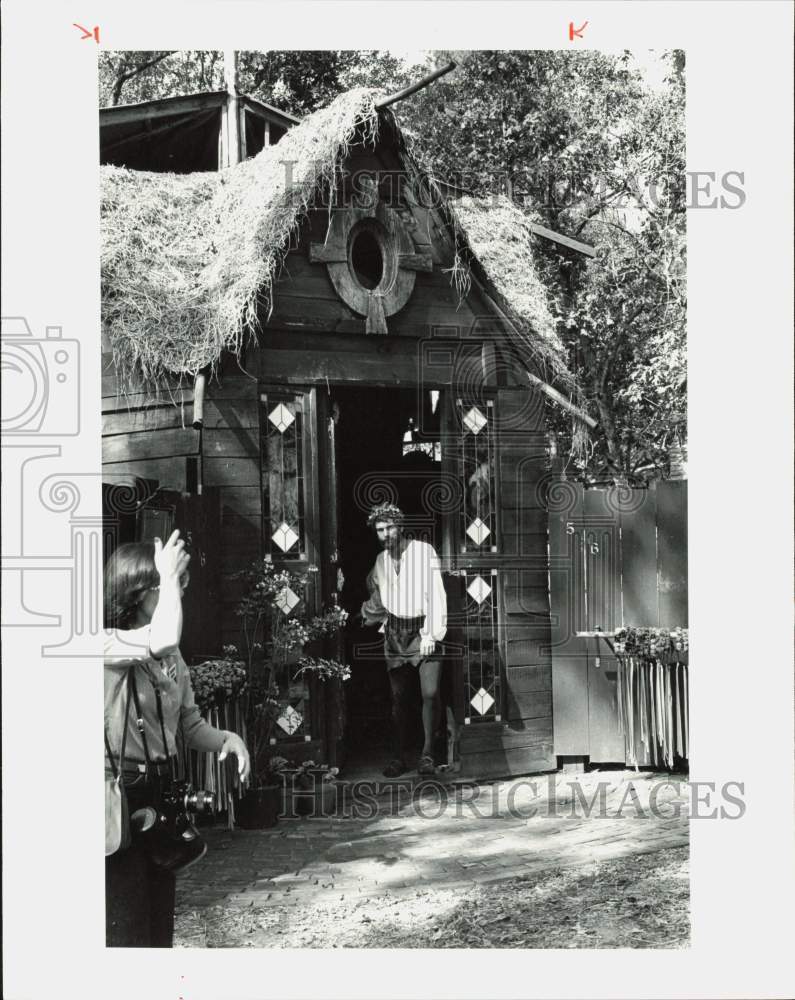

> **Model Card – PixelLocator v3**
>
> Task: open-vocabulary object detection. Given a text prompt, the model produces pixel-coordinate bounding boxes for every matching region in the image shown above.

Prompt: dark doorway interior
[333,385,442,775]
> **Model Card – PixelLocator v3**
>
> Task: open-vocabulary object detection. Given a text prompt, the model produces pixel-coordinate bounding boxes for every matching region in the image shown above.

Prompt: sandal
[417,754,436,775]
[382,759,407,778]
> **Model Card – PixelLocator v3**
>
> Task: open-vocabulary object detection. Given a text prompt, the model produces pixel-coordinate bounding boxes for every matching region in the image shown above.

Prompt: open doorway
[333,385,444,777]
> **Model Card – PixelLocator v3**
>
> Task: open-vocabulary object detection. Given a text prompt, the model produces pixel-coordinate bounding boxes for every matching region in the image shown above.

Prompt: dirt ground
[176,844,690,949]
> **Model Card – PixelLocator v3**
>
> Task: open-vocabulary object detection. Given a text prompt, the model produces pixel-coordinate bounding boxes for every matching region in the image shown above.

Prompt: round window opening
[349,227,384,290]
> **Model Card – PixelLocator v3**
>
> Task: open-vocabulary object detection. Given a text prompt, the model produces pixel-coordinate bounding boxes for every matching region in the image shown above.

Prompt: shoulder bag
[104,670,133,856]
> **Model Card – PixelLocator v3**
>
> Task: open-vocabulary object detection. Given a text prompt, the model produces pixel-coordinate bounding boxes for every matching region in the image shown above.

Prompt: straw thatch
[101,86,575,395]
[102,88,380,391]
[449,195,574,390]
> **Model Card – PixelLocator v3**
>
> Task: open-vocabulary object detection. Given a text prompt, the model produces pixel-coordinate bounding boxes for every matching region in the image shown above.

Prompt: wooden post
[218,103,227,169]
[192,372,207,429]
[223,49,240,167]
[238,105,247,160]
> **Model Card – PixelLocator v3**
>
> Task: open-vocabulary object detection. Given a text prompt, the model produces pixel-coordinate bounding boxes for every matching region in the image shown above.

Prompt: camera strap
[152,681,177,782]
[104,669,133,782]
[130,665,178,782]
[129,669,154,777]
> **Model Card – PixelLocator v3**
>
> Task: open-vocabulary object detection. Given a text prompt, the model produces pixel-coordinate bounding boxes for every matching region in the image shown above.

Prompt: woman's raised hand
[153,530,191,585]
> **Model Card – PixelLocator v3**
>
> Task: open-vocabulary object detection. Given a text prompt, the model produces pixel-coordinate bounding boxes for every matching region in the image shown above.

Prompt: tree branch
[111,51,175,106]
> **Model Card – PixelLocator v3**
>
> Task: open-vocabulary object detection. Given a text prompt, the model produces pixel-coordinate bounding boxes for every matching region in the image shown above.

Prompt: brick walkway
[176,770,689,926]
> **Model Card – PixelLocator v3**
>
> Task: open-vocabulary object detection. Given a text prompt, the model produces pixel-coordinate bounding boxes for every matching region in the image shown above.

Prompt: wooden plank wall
[101,353,198,491]
[548,484,588,756]
[620,488,658,626]
[101,353,262,654]
[202,368,262,650]
[268,143,486,343]
[549,479,689,763]
[656,481,688,628]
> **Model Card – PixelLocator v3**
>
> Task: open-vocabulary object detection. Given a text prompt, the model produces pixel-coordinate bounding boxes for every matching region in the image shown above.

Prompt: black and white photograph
[1,3,793,997]
[98,48,691,949]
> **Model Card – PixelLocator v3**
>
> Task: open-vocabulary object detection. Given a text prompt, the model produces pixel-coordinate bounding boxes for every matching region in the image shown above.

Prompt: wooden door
[548,481,588,755]
[583,488,624,763]
[133,487,221,663]
[315,390,345,766]
[258,385,323,753]
[439,392,501,740]
[441,385,555,777]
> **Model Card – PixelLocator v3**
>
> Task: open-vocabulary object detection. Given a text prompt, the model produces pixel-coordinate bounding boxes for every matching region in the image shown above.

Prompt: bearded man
[361,503,447,777]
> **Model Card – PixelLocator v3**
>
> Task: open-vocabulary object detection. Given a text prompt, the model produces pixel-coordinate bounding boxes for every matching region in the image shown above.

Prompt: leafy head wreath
[366,503,405,529]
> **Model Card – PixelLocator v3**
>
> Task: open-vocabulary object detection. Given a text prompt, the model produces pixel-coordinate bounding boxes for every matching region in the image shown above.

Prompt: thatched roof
[448,195,573,389]
[101,87,574,394]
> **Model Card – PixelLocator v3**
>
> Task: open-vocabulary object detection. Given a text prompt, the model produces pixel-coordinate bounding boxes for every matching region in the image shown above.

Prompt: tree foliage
[388,51,686,484]
[98,48,686,483]
[99,50,224,106]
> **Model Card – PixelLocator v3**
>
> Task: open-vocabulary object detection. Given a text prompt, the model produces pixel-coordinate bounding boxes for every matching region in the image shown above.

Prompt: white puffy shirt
[373,540,447,642]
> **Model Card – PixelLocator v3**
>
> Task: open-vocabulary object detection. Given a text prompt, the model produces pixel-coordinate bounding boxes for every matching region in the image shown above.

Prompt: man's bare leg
[419,658,442,758]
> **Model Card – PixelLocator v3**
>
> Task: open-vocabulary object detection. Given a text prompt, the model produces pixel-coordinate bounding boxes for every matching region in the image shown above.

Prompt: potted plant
[282,760,341,818]
[188,648,248,823]
[235,755,288,829]
[232,557,351,825]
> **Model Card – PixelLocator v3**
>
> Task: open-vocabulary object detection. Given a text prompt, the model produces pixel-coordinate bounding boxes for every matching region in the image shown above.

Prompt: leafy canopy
[98,49,686,484]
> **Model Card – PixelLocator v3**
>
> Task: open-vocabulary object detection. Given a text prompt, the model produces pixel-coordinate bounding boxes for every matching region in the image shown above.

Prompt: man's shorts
[384,613,439,671]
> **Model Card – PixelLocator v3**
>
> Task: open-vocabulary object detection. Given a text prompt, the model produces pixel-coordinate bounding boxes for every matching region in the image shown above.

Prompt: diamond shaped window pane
[463,406,487,435]
[467,575,492,605]
[268,403,295,433]
[470,688,495,715]
[276,704,303,735]
[272,521,299,552]
[466,517,491,545]
[275,586,300,615]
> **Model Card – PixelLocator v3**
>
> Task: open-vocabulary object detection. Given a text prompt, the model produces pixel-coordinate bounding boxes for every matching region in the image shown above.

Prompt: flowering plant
[294,657,351,683]
[257,754,290,787]
[289,760,340,789]
[189,646,247,715]
[233,556,350,783]
[614,626,688,659]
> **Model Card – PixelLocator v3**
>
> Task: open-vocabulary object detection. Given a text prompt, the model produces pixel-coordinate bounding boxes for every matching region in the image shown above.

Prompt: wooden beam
[528,221,596,258]
[240,94,302,126]
[309,243,347,264]
[467,278,597,428]
[398,252,433,272]
[100,92,226,127]
[525,371,597,428]
[376,62,457,110]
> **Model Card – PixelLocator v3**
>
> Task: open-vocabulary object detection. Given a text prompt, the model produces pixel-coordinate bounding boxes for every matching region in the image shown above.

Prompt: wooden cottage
[100,87,589,780]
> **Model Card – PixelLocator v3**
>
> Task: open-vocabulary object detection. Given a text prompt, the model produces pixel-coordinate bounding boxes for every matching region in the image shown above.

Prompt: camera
[130,781,214,873]
[1,317,80,435]
[162,779,215,816]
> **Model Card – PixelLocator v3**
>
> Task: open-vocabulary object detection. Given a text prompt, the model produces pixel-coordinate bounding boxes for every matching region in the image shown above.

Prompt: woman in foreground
[104,529,250,947]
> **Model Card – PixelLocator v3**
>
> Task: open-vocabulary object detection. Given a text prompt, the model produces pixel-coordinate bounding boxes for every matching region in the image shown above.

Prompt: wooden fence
[547,479,688,764]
